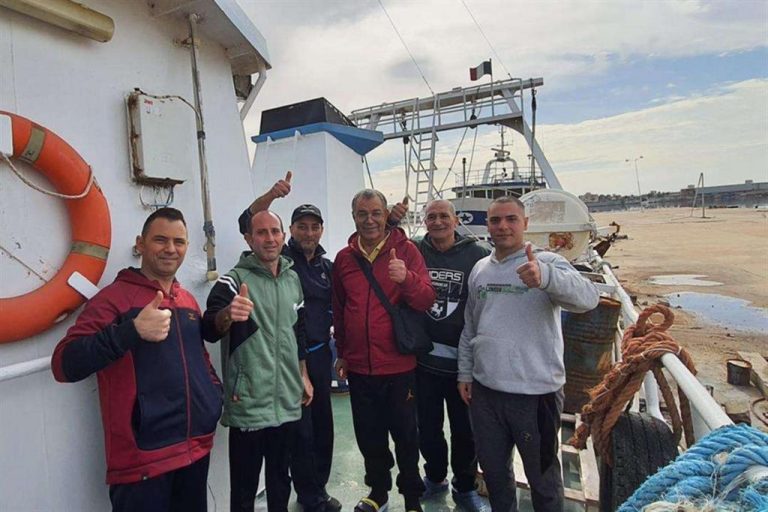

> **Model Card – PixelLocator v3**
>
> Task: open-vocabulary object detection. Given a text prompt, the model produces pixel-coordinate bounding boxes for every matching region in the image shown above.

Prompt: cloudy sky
[235,0,768,200]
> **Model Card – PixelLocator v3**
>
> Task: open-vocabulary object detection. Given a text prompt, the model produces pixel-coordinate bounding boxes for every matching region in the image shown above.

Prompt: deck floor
[246,393,587,512]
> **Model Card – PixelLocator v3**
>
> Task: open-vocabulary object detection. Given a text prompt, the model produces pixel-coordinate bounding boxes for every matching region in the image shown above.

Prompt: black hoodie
[414,233,490,375]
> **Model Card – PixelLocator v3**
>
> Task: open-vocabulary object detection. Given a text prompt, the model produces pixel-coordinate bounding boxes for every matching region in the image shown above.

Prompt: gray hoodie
[457,245,599,394]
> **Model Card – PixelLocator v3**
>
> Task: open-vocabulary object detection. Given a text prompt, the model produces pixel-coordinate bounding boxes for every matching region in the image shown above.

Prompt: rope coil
[618,424,768,511]
[569,304,697,465]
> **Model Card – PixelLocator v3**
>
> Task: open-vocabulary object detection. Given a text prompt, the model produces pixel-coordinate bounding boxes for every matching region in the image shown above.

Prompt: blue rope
[617,424,768,511]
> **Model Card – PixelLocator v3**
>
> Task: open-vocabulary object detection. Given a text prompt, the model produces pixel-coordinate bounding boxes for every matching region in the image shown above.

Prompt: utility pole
[626,155,644,210]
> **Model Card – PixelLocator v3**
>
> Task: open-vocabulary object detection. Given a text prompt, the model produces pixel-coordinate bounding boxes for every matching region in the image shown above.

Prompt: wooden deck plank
[576,414,601,506]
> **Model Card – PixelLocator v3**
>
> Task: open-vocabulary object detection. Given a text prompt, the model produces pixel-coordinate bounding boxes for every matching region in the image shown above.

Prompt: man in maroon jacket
[333,189,436,512]
[51,208,223,512]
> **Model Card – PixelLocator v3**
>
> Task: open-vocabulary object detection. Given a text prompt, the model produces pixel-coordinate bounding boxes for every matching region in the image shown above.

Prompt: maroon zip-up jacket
[51,268,222,484]
[332,228,435,375]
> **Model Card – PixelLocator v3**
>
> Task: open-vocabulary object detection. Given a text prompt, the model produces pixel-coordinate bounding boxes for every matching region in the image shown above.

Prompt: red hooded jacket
[332,228,436,375]
[51,268,223,484]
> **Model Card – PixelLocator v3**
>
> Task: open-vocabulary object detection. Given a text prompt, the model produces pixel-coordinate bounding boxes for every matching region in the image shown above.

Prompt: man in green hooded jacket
[203,210,313,512]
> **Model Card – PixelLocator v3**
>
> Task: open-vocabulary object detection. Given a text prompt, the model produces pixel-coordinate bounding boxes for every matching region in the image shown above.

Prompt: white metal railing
[593,251,733,435]
[0,356,51,382]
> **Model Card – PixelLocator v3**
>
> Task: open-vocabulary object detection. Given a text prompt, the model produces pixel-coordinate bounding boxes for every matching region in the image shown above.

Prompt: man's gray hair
[425,199,456,216]
[351,189,388,212]
[488,195,525,214]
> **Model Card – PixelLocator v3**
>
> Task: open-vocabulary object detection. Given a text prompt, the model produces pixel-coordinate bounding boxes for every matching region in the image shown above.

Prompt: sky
[235,0,768,200]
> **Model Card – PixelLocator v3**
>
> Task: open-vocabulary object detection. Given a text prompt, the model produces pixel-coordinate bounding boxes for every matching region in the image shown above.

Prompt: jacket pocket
[133,391,186,450]
[231,366,243,401]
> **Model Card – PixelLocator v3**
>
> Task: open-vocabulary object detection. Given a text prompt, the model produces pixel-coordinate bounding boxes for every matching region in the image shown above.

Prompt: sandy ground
[591,207,768,429]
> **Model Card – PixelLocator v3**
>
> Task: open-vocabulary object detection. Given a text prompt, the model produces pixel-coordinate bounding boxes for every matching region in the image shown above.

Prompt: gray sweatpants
[470,382,564,512]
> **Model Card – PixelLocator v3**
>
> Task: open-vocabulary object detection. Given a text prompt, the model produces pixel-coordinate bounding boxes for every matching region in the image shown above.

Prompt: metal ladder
[402,97,439,234]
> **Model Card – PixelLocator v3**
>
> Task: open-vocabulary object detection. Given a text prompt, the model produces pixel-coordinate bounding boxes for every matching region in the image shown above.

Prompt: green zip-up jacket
[202,252,306,429]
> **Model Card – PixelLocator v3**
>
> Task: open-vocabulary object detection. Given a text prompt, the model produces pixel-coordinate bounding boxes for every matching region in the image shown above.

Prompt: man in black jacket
[238,176,339,512]
[413,200,490,512]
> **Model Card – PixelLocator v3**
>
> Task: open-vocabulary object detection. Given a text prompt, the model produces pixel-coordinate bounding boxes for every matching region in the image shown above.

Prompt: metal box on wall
[127,91,198,185]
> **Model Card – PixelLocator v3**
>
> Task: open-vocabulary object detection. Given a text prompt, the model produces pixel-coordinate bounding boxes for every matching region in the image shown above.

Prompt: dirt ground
[591,207,768,430]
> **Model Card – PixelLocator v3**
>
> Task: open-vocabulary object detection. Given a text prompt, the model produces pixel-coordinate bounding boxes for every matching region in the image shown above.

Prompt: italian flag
[469,60,492,81]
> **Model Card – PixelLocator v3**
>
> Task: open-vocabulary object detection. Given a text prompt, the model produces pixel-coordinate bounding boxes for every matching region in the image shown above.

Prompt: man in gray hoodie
[457,196,599,512]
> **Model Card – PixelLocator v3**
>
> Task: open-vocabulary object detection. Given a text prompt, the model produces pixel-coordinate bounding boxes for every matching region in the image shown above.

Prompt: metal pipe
[239,63,267,121]
[661,353,732,430]
[0,356,50,382]
[187,13,218,281]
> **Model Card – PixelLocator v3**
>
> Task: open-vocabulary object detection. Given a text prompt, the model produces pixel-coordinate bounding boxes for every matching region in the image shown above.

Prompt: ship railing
[590,250,733,441]
[0,356,51,382]
[455,168,537,188]
[349,78,542,140]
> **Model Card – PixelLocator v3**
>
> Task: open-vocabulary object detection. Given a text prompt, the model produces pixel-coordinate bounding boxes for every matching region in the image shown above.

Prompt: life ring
[0,112,111,343]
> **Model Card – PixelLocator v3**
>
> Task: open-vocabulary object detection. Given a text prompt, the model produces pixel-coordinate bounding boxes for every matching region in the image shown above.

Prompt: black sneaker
[325,496,342,512]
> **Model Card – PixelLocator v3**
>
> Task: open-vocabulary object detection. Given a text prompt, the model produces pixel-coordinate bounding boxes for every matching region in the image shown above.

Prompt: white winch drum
[520,189,595,262]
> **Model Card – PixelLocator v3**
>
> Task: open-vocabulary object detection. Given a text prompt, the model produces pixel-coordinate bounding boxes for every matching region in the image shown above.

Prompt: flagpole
[489,58,494,116]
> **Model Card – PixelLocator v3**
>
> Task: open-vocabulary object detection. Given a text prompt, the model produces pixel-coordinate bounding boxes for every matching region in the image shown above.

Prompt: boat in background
[349,77,735,510]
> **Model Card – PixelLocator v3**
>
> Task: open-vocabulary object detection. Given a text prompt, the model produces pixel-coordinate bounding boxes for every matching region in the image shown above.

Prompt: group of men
[52,172,599,512]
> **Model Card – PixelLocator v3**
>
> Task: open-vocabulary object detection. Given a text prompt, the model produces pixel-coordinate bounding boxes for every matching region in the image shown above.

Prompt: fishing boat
[0,2,743,511]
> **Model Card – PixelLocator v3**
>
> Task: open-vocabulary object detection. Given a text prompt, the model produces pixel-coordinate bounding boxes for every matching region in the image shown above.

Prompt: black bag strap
[353,255,398,316]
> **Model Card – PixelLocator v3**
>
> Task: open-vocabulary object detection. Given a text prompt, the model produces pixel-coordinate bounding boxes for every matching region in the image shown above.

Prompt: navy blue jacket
[283,238,333,346]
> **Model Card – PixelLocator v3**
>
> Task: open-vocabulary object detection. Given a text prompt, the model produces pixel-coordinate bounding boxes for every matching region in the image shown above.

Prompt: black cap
[291,204,324,225]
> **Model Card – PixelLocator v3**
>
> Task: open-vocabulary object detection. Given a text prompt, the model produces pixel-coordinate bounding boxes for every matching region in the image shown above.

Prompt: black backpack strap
[353,255,397,316]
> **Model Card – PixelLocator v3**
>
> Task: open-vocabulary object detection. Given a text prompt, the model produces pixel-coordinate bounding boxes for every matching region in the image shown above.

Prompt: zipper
[172,293,193,461]
[273,276,280,423]
[366,274,372,374]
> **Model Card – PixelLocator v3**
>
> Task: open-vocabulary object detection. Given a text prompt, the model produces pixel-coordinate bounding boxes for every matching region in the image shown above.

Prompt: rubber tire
[598,412,678,512]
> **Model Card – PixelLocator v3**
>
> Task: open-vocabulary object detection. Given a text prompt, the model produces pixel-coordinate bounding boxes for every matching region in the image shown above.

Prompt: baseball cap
[291,204,324,224]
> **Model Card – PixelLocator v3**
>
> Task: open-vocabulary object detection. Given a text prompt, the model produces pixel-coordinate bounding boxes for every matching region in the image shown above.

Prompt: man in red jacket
[51,208,223,512]
[333,189,436,512]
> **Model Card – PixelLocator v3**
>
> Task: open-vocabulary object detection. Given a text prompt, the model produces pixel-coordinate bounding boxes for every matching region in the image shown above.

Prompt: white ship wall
[0,3,264,510]
[250,131,365,258]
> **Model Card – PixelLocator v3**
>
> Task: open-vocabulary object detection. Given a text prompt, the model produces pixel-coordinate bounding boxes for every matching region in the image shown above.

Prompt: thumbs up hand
[388,195,409,225]
[388,248,407,283]
[228,283,254,322]
[269,171,292,199]
[134,290,172,342]
[515,243,541,288]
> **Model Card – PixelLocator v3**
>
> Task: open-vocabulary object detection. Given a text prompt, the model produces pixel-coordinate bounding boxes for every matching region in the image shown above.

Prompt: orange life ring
[0,112,111,343]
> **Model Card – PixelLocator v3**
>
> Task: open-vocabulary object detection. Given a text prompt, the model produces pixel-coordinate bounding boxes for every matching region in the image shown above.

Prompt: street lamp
[625,156,643,209]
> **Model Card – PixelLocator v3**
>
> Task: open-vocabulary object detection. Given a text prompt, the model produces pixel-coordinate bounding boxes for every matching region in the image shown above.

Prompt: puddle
[649,274,723,286]
[666,292,768,334]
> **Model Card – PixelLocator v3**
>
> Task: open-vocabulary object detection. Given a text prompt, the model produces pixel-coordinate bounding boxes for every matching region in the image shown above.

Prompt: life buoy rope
[0,112,111,343]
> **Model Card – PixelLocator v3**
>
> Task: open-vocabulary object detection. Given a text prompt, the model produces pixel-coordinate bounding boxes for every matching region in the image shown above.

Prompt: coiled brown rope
[568,304,697,466]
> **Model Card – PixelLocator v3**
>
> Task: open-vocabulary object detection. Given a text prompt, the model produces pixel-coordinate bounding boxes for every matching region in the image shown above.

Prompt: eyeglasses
[354,210,385,221]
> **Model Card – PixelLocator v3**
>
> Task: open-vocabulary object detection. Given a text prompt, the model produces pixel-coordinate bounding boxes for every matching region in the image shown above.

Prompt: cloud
[363,78,768,199]
[234,0,768,200]
[539,78,768,195]
[237,0,767,129]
